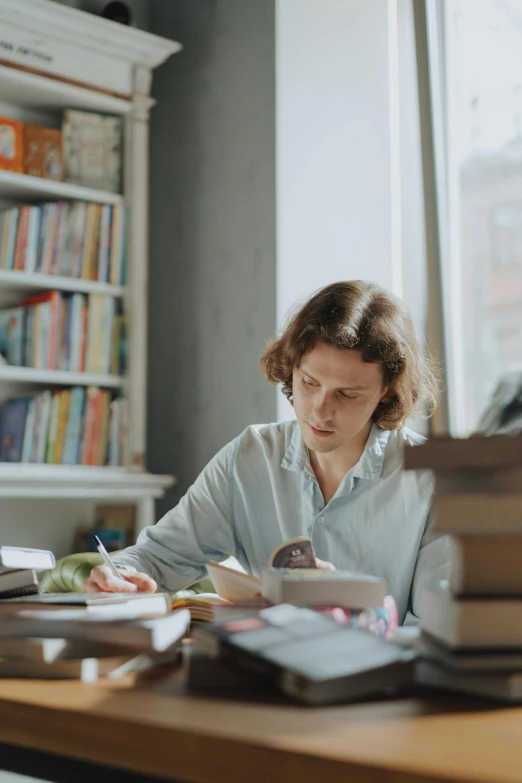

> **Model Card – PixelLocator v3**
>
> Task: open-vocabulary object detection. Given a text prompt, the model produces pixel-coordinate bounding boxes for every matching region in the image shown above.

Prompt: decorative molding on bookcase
[0,0,181,98]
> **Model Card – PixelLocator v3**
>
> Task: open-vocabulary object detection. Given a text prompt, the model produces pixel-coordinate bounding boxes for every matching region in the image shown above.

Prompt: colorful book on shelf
[0,116,24,172]
[0,397,31,461]
[22,123,63,182]
[0,201,126,283]
[0,388,126,466]
[0,289,121,375]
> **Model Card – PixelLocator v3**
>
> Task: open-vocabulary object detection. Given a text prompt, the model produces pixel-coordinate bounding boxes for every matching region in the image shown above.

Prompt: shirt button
[319,516,325,525]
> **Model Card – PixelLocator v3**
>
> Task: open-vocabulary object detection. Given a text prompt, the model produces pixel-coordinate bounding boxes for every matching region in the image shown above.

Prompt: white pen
[93,535,123,581]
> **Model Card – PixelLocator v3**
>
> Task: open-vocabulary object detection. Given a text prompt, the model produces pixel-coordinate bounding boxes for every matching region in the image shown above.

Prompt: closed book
[403,434,522,471]
[185,645,274,696]
[421,584,522,649]
[0,569,39,598]
[449,536,522,596]
[416,659,522,703]
[0,398,30,461]
[261,567,386,610]
[0,546,55,571]
[22,124,63,181]
[4,208,19,270]
[0,308,24,366]
[13,205,30,271]
[416,631,522,673]
[0,636,67,663]
[63,110,122,193]
[435,466,522,495]
[24,205,42,274]
[0,656,131,682]
[192,604,415,705]
[433,493,522,535]
[0,607,190,652]
[0,116,24,172]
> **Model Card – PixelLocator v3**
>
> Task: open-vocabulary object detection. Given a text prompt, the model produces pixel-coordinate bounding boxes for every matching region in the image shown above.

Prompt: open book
[206,537,316,603]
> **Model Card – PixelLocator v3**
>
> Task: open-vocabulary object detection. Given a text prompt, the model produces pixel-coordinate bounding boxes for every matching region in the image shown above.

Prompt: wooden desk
[0,668,521,783]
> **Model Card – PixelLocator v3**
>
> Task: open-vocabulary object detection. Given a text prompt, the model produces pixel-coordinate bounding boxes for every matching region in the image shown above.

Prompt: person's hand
[315,557,335,570]
[82,565,157,594]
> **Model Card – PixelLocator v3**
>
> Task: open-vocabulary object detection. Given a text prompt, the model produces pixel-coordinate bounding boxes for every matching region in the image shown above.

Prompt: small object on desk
[93,534,123,581]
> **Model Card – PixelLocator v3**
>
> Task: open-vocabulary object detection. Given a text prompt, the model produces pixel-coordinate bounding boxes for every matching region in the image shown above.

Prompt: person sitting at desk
[83,280,451,624]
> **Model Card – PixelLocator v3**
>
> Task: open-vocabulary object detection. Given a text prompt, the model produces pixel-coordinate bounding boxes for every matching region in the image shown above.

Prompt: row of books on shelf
[0,201,126,285]
[0,291,127,376]
[0,387,127,466]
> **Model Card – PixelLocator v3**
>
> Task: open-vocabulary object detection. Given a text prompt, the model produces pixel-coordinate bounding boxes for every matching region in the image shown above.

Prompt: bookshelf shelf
[0,269,125,297]
[0,366,123,388]
[0,463,175,500]
[0,170,124,205]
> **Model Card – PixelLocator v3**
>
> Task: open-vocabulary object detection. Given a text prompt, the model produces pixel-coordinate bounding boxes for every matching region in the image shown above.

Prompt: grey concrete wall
[147,0,277,516]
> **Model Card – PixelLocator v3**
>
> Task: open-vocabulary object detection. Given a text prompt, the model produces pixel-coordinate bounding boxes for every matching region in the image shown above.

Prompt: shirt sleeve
[112,438,239,593]
[403,509,452,626]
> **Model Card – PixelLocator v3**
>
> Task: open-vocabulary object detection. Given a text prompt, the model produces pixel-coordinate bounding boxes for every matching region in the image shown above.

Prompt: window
[435,0,522,433]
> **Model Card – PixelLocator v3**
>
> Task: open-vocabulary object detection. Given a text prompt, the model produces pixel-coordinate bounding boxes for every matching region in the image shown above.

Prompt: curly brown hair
[260,280,440,430]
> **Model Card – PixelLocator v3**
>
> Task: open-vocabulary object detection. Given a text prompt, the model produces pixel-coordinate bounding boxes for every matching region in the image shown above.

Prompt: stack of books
[0,291,127,375]
[0,388,127,466]
[0,545,55,599]
[0,545,189,682]
[0,202,125,284]
[404,433,522,702]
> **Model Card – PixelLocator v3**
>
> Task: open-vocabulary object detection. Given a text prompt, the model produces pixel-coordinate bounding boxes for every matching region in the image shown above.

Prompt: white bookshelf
[0,169,124,205]
[0,0,181,542]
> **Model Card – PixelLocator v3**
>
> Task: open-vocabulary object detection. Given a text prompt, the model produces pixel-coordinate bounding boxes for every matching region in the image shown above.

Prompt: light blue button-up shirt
[114,421,451,623]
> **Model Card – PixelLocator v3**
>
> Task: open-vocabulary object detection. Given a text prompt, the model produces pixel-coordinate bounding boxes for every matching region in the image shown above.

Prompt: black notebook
[192,603,415,705]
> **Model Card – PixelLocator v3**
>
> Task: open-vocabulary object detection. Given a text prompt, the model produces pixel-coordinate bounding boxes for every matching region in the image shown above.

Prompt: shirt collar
[281,422,390,482]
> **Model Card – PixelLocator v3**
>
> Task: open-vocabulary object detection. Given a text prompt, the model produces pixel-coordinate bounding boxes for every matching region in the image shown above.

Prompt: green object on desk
[39,553,104,593]
[39,552,215,596]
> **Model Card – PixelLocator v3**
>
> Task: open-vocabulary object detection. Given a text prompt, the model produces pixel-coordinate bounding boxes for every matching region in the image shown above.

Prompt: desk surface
[0,670,521,783]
